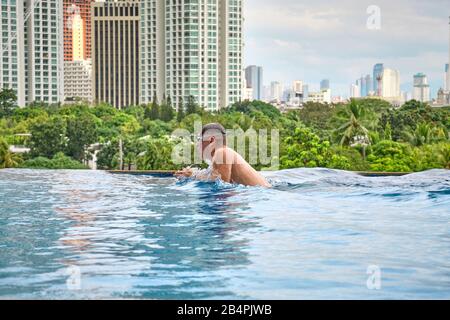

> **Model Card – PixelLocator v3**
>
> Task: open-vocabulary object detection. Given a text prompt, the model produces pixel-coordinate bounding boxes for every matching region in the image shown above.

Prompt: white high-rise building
[64,59,92,102]
[381,68,400,99]
[1,0,64,106]
[350,84,360,98]
[293,80,303,94]
[412,73,430,102]
[24,0,64,104]
[0,0,26,106]
[140,0,243,111]
[270,81,282,102]
[447,16,450,92]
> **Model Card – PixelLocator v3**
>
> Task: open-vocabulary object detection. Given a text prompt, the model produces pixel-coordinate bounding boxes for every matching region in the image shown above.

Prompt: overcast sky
[243,0,450,98]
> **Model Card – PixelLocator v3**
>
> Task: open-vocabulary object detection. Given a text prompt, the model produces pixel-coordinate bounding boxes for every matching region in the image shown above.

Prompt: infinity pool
[0,168,449,299]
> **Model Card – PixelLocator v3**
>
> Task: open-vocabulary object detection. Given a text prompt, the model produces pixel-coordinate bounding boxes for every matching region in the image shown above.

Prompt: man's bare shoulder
[214,147,244,165]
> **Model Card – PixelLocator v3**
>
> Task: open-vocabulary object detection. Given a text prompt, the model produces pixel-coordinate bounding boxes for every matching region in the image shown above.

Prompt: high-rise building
[25,0,65,104]
[291,80,303,104]
[447,16,450,92]
[320,79,330,90]
[350,84,360,98]
[140,0,243,111]
[445,63,449,91]
[270,81,282,102]
[365,74,373,96]
[0,0,26,106]
[63,0,93,61]
[302,84,309,100]
[71,13,85,61]
[381,68,400,99]
[245,65,263,101]
[293,80,303,94]
[357,77,366,97]
[373,63,384,96]
[64,59,92,102]
[1,0,64,106]
[412,73,430,102]
[92,0,140,109]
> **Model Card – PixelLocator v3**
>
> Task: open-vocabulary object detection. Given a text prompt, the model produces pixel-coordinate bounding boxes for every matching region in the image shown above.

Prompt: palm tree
[0,138,21,168]
[333,99,375,147]
[402,122,446,147]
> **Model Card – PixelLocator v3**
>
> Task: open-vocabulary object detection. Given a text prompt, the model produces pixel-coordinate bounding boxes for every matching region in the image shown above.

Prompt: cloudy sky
[243,0,450,98]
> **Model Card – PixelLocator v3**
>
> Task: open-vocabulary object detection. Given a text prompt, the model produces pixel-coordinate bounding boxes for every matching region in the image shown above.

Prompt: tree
[403,122,447,146]
[0,88,18,118]
[280,127,349,169]
[145,95,160,120]
[0,137,21,168]
[185,95,198,115]
[29,116,66,158]
[332,99,375,146]
[160,95,175,122]
[66,114,98,162]
[177,97,185,122]
[96,141,118,170]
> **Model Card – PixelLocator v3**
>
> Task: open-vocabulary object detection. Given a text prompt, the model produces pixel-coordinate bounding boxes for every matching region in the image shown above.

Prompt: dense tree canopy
[0,87,448,172]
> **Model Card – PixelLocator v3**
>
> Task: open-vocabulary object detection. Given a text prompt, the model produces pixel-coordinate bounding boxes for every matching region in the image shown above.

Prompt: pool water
[0,168,449,299]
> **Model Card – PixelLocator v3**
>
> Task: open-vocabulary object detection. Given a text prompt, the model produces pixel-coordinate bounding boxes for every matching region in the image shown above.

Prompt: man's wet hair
[202,123,227,145]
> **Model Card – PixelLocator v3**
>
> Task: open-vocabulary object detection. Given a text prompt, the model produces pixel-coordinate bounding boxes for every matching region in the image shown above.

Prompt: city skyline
[244,0,450,99]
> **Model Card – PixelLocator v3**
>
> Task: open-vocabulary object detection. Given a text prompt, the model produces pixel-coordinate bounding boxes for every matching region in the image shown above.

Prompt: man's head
[198,123,227,160]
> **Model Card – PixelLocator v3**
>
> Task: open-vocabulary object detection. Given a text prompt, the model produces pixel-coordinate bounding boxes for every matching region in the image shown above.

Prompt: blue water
[0,168,449,299]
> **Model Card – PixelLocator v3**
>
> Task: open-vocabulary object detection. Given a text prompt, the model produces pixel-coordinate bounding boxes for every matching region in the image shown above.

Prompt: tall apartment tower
[92,0,140,109]
[24,0,64,104]
[0,0,26,106]
[413,73,430,102]
[63,0,94,61]
[140,0,244,111]
[1,0,64,106]
[447,16,450,92]
[245,65,263,101]
[381,68,400,99]
[373,63,384,96]
[320,79,330,90]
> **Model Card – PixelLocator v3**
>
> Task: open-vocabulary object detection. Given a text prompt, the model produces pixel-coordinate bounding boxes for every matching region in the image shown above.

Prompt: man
[175,123,271,187]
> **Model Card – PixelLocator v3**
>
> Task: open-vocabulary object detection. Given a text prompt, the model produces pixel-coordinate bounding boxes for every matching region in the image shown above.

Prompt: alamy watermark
[66,265,81,291]
[366,5,381,30]
[366,265,382,290]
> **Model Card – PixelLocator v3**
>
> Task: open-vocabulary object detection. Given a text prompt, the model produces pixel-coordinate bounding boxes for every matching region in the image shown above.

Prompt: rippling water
[0,168,449,299]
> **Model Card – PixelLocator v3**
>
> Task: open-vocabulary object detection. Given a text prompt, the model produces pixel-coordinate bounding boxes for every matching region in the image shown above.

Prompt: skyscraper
[445,63,449,92]
[63,0,93,61]
[320,79,330,90]
[270,81,282,102]
[447,16,450,92]
[381,68,400,99]
[0,0,26,106]
[245,65,263,101]
[350,84,360,98]
[373,63,384,96]
[140,0,243,111]
[1,0,64,106]
[24,0,65,104]
[413,73,430,102]
[92,0,140,109]
[365,74,373,96]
